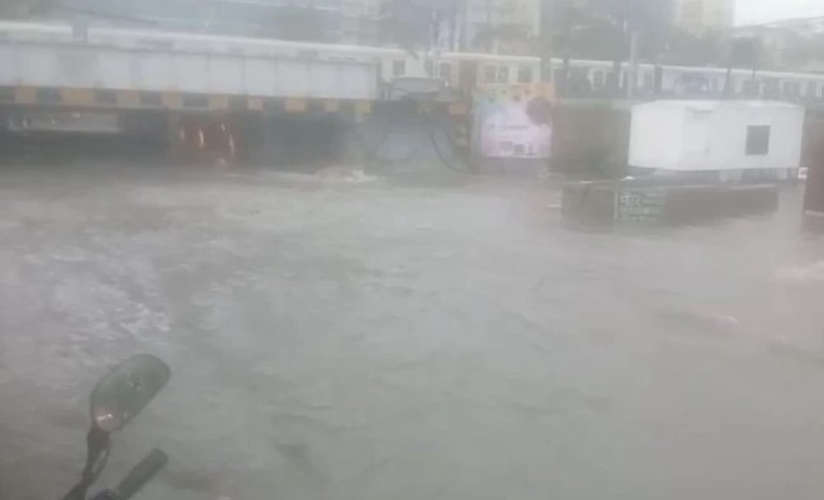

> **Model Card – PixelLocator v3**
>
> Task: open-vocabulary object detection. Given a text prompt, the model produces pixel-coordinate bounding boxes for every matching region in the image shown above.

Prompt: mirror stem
[82,427,111,482]
[61,428,111,500]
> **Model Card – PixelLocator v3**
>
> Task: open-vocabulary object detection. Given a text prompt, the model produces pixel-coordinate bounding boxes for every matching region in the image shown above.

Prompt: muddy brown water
[2,162,824,500]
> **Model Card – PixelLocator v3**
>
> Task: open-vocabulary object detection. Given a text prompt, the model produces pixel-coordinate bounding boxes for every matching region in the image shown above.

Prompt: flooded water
[2,163,824,500]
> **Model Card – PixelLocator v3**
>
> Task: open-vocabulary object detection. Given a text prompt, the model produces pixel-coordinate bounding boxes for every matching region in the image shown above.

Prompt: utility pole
[627,29,640,99]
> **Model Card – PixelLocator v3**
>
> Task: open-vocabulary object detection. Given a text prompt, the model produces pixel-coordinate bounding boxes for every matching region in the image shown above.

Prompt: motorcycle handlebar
[114,449,168,500]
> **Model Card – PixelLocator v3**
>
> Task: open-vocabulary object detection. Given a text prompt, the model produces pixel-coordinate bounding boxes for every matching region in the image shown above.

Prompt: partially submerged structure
[629,100,805,182]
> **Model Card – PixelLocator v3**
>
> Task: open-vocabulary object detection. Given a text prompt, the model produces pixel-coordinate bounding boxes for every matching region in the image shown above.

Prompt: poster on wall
[472,86,554,160]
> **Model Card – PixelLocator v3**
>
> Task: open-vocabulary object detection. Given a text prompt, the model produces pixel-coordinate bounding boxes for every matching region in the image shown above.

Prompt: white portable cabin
[629,100,805,179]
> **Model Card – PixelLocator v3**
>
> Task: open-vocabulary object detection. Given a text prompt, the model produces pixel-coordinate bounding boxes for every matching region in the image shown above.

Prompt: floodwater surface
[1,163,824,500]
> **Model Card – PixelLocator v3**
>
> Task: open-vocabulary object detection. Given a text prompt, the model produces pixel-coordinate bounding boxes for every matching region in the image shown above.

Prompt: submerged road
[1,162,824,500]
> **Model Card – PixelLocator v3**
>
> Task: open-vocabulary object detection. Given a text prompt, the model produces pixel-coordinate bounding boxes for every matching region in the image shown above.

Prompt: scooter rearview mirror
[90,354,170,433]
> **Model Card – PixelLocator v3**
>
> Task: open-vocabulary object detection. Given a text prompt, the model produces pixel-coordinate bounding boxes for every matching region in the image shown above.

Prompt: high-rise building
[674,0,735,34]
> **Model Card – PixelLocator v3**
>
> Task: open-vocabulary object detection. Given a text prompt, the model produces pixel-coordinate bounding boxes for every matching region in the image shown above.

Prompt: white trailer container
[629,100,805,181]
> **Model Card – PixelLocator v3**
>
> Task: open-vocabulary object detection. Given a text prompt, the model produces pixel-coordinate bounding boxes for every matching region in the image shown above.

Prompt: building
[674,0,734,34]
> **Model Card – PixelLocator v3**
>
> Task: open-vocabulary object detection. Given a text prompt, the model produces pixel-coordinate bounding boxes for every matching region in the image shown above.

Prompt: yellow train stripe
[355,100,372,114]
[247,97,264,111]
[324,100,340,113]
[15,87,37,104]
[449,102,469,116]
[117,90,140,108]
[60,88,94,106]
[208,95,229,110]
[162,93,182,110]
[285,99,307,113]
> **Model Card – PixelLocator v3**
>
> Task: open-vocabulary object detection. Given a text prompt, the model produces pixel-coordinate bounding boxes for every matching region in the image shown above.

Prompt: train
[550,58,824,101]
[1,20,823,104]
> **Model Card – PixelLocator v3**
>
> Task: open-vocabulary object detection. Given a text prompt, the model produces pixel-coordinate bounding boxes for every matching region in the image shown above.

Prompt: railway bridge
[0,21,381,163]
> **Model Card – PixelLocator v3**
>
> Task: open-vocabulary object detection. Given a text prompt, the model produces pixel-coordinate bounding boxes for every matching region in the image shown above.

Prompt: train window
[746,125,770,156]
[392,59,406,77]
[805,81,816,98]
[592,71,604,89]
[182,94,208,108]
[782,81,800,98]
[94,90,117,105]
[763,79,779,98]
[140,92,161,107]
[517,65,533,84]
[605,72,617,90]
[424,59,434,76]
[439,63,451,81]
[741,80,759,97]
[0,87,14,102]
[643,72,653,89]
[553,69,565,84]
[36,88,61,105]
[484,66,497,83]
[497,66,510,83]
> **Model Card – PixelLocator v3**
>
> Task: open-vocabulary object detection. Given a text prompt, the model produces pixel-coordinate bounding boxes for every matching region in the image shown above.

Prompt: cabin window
[746,125,770,156]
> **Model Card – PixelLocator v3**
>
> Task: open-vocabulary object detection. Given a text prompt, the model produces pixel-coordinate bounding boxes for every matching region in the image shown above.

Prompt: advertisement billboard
[472,84,554,160]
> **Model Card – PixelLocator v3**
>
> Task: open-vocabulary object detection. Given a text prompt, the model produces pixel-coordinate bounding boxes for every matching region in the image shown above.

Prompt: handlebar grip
[114,449,168,500]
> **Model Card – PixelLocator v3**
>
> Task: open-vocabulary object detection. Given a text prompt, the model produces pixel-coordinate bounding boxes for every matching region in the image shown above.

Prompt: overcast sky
[736,0,824,25]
